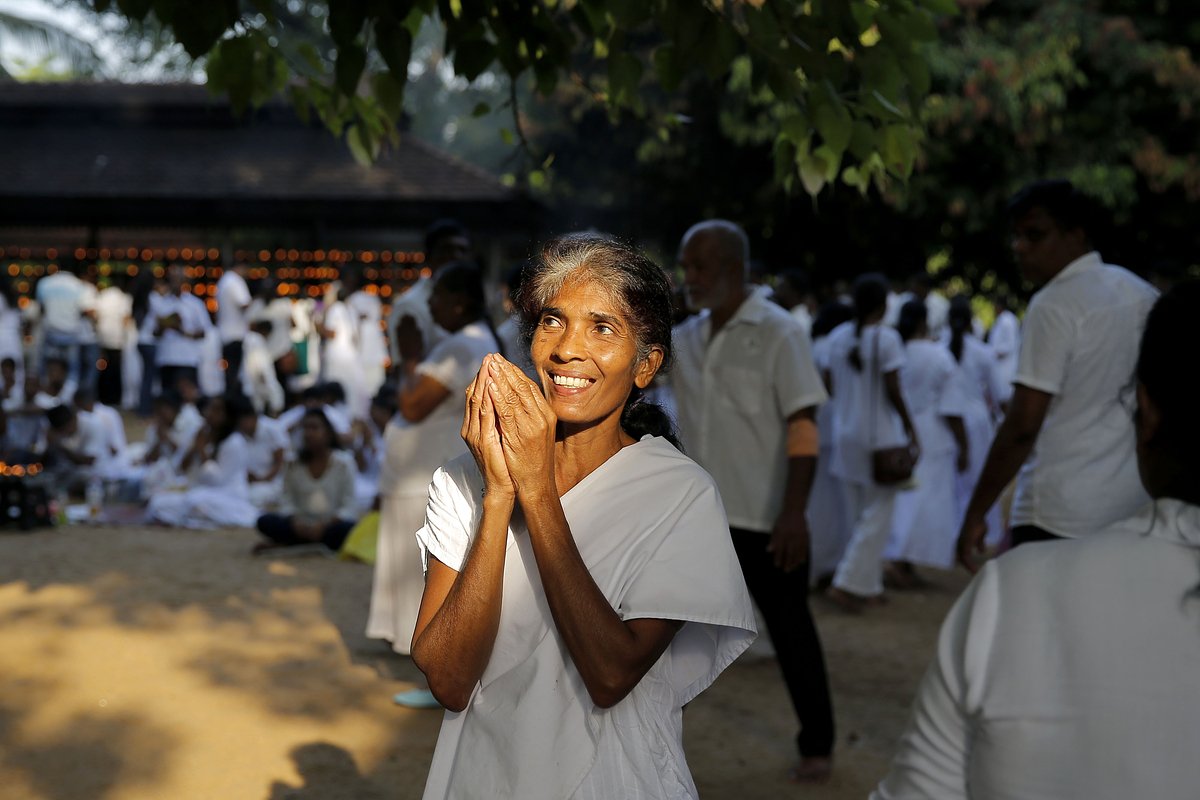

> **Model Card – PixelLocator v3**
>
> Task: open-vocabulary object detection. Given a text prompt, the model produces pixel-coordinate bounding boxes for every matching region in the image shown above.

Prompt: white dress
[809,335,849,579]
[951,336,1003,546]
[366,321,499,655]
[417,437,756,800]
[873,498,1200,800]
[321,300,368,418]
[887,340,968,568]
[347,290,388,399]
[987,309,1020,403]
[146,432,260,528]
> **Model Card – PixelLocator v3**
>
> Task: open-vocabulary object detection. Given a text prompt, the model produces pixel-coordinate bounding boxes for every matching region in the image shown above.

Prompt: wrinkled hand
[461,355,513,501]
[767,509,810,573]
[486,355,556,496]
[955,514,988,574]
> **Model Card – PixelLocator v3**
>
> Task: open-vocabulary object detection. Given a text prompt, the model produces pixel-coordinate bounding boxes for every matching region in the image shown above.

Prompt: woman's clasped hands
[462,354,557,503]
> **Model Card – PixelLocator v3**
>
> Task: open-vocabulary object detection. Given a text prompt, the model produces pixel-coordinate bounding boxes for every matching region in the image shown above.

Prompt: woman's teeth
[551,374,591,388]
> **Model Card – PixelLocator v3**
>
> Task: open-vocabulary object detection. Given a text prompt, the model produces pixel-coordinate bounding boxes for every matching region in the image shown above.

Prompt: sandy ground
[0,521,968,800]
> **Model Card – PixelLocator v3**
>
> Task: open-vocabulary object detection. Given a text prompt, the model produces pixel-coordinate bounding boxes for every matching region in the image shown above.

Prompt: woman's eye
[595,324,614,335]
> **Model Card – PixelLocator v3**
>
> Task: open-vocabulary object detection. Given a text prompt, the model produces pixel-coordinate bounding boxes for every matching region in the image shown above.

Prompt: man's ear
[634,347,665,390]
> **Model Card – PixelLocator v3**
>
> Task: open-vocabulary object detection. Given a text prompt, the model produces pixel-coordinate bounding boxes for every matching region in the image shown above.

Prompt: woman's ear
[1135,382,1161,447]
[633,347,665,390]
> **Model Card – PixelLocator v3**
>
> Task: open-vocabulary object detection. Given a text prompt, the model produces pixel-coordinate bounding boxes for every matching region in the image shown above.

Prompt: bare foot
[788,757,833,784]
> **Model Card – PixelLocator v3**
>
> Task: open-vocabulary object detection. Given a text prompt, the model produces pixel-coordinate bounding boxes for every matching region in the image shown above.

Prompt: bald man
[670,220,836,782]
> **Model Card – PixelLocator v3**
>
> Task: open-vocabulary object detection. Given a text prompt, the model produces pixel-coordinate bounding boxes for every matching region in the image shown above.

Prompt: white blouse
[416,437,756,800]
[874,498,1200,800]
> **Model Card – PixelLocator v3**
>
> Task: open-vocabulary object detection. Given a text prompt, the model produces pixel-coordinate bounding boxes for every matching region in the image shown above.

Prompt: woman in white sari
[411,236,756,799]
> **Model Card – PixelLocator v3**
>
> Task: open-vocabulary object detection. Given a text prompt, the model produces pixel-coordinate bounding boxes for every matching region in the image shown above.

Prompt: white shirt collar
[1046,250,1103,288]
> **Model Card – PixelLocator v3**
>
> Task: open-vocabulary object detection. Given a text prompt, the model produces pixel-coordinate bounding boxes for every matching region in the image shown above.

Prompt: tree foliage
[89,0,957,192]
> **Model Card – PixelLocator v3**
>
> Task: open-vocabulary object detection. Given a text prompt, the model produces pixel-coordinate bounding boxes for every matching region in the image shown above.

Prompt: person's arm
[488,356,683,709]
[398,374,451,423]
[946,415,969,473]
[252,447,285,482]
[178,426,210,472]
[769,408,818,572]
[411,364,518,711]
[956,384,1053,572]
[884,369,919,450]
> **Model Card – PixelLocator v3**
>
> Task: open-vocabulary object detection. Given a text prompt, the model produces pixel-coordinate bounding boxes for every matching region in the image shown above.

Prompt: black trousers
[97,347,123,406]
[222,341,244,395]
[731,527,835,759]
[1010,524,1063,548]
[256,513,354,551]
[158,365,199,395]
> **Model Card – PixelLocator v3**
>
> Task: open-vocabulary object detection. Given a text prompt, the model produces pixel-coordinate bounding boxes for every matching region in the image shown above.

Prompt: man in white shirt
[154,265,213,395]
[385,219,471,380]
[35,264,91,385]
[94,279,133,407]
[957,180,1158,568]
[216,263,252,392]
[771,268,815,336]
[669,220,835,781]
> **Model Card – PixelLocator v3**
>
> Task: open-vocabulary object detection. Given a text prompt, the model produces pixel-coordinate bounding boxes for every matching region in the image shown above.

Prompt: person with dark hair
[956,180,1158,569]
[885,300,969,581]
[873,280,1200,799]
[153,264,213,396]
[253,409,359,555]
[35,261,93,388]
[216,262,252,393]
[236,401,288,508]
[133,271,168,417]
[317,280,368,418]
[823,273,918,611]
[944,296,1005,552]
[808,301,856,583]
[343,268,389,403]
[409,233,753,797]
[139,390,204,476]
[43,400,108,491]
[385,219,472,379]
[671,219,834,783]
[146,394,260,528]
[33,357,76,409]
[94,275,133,407]
[773,268,816,335]
[367,260,501,704]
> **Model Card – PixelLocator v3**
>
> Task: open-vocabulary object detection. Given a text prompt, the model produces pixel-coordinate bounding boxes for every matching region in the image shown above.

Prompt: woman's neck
[306,448,332,476]
[553,415,633,495]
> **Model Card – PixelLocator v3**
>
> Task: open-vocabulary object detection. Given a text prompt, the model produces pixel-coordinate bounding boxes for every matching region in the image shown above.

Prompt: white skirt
[364,489,428,655]
[887,445,960,569]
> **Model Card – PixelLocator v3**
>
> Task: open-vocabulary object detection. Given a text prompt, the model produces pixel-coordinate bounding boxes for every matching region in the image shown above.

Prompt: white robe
[347,290,388,399]
[146,432,260,529]
[321,301,367,419]
[887,340,968,568]
[809,335,849,579]
[952,336,1004,546]
[417,438,756,800]
[366,321,499,654]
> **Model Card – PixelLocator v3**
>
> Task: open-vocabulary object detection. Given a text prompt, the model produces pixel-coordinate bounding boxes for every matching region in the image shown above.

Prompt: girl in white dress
[411,236,755,799]
[824,274,919,611]
[947,297,1005,547]
[808,301,855,584]
[366,262,501,673]
[146,394,260,529]
[886,301,969,576]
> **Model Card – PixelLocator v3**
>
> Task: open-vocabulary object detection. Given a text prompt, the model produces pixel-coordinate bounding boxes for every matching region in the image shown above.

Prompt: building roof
[0,82,534,230]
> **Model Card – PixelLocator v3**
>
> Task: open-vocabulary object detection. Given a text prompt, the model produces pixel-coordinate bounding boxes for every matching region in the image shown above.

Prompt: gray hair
[679,219,750,271]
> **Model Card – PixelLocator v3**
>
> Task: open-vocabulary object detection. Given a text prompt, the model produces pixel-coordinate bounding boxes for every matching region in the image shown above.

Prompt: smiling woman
[408,234,756,800]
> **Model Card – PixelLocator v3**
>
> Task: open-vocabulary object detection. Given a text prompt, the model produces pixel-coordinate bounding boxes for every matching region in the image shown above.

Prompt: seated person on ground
[34,358,76,409]
[238,402,289,508]
[254,408,359,554]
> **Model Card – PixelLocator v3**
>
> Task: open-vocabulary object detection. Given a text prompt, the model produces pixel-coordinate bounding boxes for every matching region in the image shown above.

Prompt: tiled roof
[0,82,524,222]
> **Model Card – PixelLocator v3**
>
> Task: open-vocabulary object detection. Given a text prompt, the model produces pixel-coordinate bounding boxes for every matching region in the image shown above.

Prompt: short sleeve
[771,325,828,418]
[414,465,477,573]
[617,480,757,705]
[877,327,906,373]
[416,336,475,395]
[1014,299,1071,395]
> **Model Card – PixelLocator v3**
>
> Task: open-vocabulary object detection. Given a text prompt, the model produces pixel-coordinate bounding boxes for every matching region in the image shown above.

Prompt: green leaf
[814,102,853,155]
[328,0,367,48]
[653,44,682,92]
[471,102,491,117]
[500,127,515,146]
[608,52,643,107]
[335,43,367,94]
[920,0,960,16]
[161,0,240,58]
[703,18,739,80]
[374,19,413,79]
[347,123,379,166]
[798,151,827,196]
[453,38,496,81]
[371,71,405,123]
[883,123,918,176]
[779,112,811,145]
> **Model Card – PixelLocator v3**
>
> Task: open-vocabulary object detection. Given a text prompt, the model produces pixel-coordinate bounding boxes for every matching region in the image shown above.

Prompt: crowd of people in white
[4,179,1196,797]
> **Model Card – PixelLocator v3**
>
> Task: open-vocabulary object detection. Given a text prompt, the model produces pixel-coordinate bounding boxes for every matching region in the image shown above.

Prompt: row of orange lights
[0,462,42,477]
[245,249,425,264]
